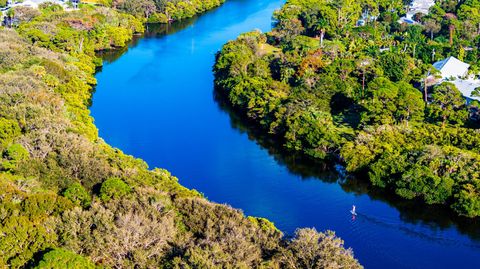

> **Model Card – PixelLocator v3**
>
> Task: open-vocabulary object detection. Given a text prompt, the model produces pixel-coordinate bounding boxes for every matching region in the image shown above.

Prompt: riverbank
[90,0,480,267]
[0,3,363,268]
[214,0,480,218]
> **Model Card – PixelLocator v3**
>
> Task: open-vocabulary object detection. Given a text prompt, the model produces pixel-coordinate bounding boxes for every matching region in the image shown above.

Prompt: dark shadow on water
[212,89,340,181]
[96,18,199,64]
[213,87,480,242]
[89,18,202,108]
[89,4,480,244]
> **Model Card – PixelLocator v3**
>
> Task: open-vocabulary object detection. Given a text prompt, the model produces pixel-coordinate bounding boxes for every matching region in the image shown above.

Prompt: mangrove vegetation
[0,3,362,268]
[214,0,480,218]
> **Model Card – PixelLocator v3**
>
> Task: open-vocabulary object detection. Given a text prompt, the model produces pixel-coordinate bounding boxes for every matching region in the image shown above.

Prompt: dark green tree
[99,178,132,202]
[63,183,92,208]
[427,82,468,126]
[33,248,96,269]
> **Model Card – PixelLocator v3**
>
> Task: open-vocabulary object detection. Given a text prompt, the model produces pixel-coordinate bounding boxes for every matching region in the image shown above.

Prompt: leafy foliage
[279,228,362,269]
[0,5,362,269]
[33,248,97,269]
[214,0,480,217]
[99,177,131,202]
[63,183,92,208]
[0,118,21,147]
[116,0,226,23]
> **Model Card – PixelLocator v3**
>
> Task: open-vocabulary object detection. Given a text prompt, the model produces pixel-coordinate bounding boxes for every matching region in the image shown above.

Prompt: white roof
[406,0,435,17]
[451,78,480,102]
[11,0,67,9]
[433,56,470,79]
[21,0,38,7]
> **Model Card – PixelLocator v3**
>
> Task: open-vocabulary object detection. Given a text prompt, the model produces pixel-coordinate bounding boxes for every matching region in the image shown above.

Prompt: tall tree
[427,82,468,126]
[424,19,441,40]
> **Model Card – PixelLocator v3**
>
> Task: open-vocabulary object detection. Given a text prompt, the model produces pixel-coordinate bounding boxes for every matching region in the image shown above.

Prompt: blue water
[91,0,480,268]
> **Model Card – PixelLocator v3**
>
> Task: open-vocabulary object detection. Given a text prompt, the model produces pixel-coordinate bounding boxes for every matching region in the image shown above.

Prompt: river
[90,0,480,268]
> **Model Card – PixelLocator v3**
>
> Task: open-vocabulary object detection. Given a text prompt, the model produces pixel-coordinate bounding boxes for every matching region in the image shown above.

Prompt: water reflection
[213,88,480,241]
[90,2,480,265]
[97,19,200,64]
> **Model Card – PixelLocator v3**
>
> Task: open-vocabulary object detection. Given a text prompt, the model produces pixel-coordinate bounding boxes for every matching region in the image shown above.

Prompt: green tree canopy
[99,177,132,202]
[33,248,96,269]
[63,183,92,208]
[427,82,468,126]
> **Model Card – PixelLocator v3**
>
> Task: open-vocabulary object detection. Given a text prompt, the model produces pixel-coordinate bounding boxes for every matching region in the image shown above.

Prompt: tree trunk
[449,25,454,45]
[362,71,365,98]
[78,36,84,53]
[424,77,428,103]
[320,30,324,48]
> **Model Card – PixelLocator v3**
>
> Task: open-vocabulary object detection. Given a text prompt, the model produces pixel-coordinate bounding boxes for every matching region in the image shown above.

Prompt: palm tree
[423,19,440,40]
[421,67,440,103]
[314,18,328,48]
[444,13,458,45]
[355,56,374,99]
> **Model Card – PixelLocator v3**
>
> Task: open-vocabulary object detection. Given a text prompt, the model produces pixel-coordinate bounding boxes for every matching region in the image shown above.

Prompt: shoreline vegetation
[0,2,363,268]
[1,0,226,24]
[214,0,480,218]
[88,0,227,24]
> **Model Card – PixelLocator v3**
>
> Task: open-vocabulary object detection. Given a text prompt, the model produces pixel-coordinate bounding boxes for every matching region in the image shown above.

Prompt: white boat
[350,205,357,215]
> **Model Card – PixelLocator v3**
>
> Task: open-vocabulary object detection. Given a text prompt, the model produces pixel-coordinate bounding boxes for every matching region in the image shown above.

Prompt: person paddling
[351,205,356,215]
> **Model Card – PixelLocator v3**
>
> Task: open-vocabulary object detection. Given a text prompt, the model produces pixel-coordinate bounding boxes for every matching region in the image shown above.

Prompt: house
[451,79,480,103]
[71,0,80,9]
[398,0,435,24]
[17,0,40,8]
[433,56,470,79]
[407,0,435,17]
[432,56,480,104]
[8,0,72,10]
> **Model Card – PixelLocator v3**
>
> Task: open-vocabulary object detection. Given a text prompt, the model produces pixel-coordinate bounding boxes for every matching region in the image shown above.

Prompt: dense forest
[93,0,226,23]
[214,0,480,218]
[1,0,226,23]
[0,3,363,269]
[112,0,226,23]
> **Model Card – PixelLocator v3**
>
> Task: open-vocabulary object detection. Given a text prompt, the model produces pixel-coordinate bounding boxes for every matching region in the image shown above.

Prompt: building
[433,56,470,79]
[71,0,79,9]
[16,0,40,8]
[398,0,436,24]
[433,56,480,103]
[9,0,73,10]
[407,0,436,17]
[451,79,480,103]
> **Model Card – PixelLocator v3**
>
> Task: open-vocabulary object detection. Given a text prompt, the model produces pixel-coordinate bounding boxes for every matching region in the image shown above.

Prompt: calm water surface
[91,0,480,268]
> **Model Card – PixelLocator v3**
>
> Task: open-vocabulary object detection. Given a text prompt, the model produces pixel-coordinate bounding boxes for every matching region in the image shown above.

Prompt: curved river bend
[91,1,480,268]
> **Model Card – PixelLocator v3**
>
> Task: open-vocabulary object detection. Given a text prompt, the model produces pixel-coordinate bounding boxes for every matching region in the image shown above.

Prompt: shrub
[99,177,131,202]
[38,2,64,13]
[453,184,480,217]
[63,183,92,208]
[33,248,96,269]
[0,118,21,146]
[1,143,29,171]
[147,12,169,23]
[280,228,362,269]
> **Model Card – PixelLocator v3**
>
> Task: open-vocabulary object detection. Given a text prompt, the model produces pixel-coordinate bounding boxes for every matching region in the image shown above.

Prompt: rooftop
[399,0,436,23]
[433,56,470,79]
[2,0,70,11]
[407,0,436,17]
[451,79,480,102]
